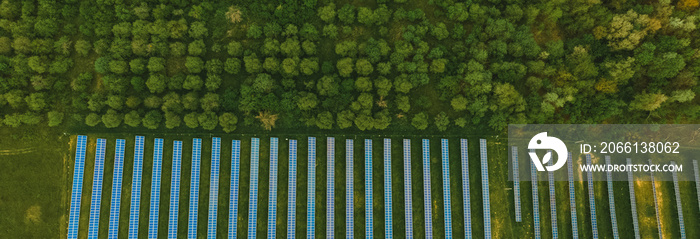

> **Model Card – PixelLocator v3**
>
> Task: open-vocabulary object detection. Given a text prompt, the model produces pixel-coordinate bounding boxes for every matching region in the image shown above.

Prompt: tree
[102,109,122,128]
[280,38,301,57]
[355,77,373,92]
[205,74,222,91]
[124,111,141,127]
[648,52,685,80]
[247,24,263,39]
[146,74,166,94]
[227,41,243,56]
[35,18,58,37]
[430,59,447,73]
[317,75,339,96]
[74,40,92,56]
[142,110,162,129]
[357,7,376,26]
[629,93,668,111]
[47,111,64,127]
[189,21,208,38]
[244,54,262,74]
[297,92,318,110]
[225,58,242,74]
[184,112,199,128]
[106,95,125,110]
[219,112,239,133]
[335,41,358,57]
[337,58,354,77]
[198,111,218,130]
[316,111,333,129]
[412,112,429,130]
[186,57,204,74]
[338,4,355,24]
[354,113,374,130]
[86,113,101,127]
[434,112,449,131]
[355,59,373,76]
[164,112,181,129]
[396,95,410,112]
[188,40,206,56]
[4,114,21,127]
[318,3,336,22]
[431,23,449,40]
[253,74,275,93]
[130,58,146,74]
[299,58,318,75]
[183,75,203,91]
[25,93,46,112]
[201,93,220,111]
[263,57,280,73]
[337,110,355,129]
[451,96,468,111]
[323,24,338,39]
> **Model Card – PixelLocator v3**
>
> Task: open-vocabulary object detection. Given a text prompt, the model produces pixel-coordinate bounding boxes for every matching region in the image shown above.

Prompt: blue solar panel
[308,137,317,238]
[326,137,335,239]
[530,150,540,239]
[649,159,662,239]
[605,156,619,239]
[188,138,202,239]
[287,140,298,238]
[67,135,87,239]
[626,158,640,239]
[403,139,414,239]
[548,153,558,239]
[147,138,164,239]
[440,139,453,239]
[345,139,354,239]
[88,138,106,239]
[512,146,521,223]
[247,138,261,239]
[228,140,241,239]
[671,161,686,239]
[586,154,598,239]
[365,139,373,238]
[460,139,472,239]
[108,139,126,239]
[167,141,183,239]
[128,136,145,239]
[208,137,221,239]
[568,152,579,239]
[421,139,433,239]
[384,138,393,239]
[266,137,279,239]
[479,139,491,239]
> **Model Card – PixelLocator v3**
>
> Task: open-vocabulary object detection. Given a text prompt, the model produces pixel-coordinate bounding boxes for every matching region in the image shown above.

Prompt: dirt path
[0,148,35,156]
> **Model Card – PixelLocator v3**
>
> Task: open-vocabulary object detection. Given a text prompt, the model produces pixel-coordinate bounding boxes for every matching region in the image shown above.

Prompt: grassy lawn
[3,129,700,238]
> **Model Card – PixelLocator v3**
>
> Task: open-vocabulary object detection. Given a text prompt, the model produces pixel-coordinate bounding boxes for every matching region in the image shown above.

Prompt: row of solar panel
[70,137,491,239]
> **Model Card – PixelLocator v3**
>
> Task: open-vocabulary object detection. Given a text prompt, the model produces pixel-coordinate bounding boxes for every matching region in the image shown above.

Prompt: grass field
[1,128,699,238]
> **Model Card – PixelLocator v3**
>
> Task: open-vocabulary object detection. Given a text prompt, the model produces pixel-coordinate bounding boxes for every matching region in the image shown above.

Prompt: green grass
[2,129,700,238]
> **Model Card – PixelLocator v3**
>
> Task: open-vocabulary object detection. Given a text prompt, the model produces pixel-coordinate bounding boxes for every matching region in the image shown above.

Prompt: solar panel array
[286,140,298,238]
[511,146,521,222]
[167,141,183,239]
[403,139,414,239]
[147,138,164,239]
[586,154,599,239]
[307,137,317,238]
[547,153,558,239]
[604,157,619,239]
[671,161,686,239]
[460,139,472,239]
[479,139,491,239]
[187,138,202,239]
[695,160,700,216]
[87,138,106,239]
[67,135,87,239]
[228,140,241,239]
[626,158,640,239]
[365,139,373,238]
[421,139,434,239]
[207,137,221,239]
[326,137,335,239]
[530,152,541,239]
[109,139,126,239]
[384,138,393,239]
[440,139,453,239]
[128,136,145,239]
[567,152,579,239]
[649,159,662,239]
[266,137,279,239]
[247,138,261,239]
[345,139,354,239]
